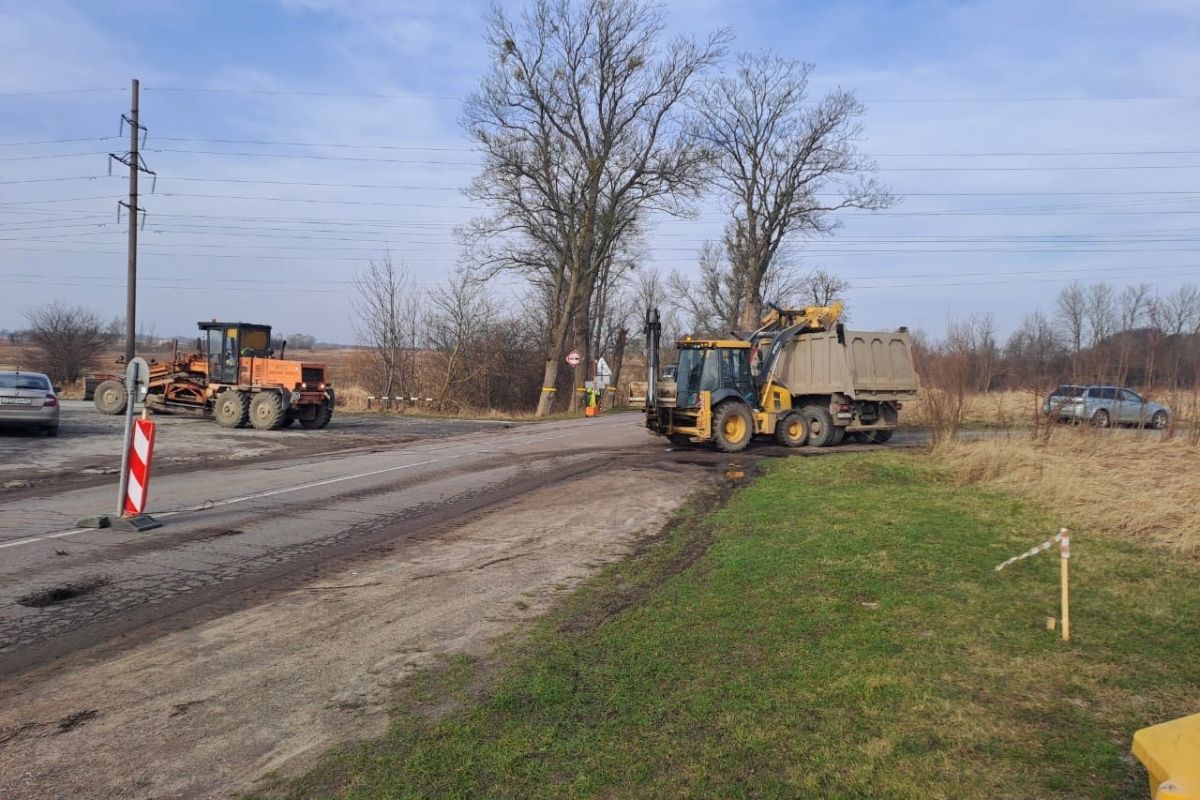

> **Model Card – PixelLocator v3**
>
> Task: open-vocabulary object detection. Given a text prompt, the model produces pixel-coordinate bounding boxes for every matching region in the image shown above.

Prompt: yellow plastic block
[1132,712,1200,799]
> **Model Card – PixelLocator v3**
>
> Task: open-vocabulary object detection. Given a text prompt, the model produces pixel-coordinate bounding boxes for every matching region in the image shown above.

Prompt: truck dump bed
[771,328,920,400]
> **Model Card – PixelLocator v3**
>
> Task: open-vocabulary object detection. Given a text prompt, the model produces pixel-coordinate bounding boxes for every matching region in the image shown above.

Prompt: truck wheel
[803,406,839,448]
[712,401,753,453]
[94,380,128,415]
[214,390,249,428]
[774,412,808,448]
[667,434,693,448]
[249,392,285,430]
[868,429,894,444]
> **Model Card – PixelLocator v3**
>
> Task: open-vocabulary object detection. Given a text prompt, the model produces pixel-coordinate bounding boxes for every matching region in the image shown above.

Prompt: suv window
[1120,389,1141,402]
[1051,385,1083,398]
[1086,387,1118,399]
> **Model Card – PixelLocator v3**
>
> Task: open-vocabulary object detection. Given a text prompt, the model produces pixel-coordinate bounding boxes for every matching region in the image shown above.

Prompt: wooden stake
[1060,530,1070,642]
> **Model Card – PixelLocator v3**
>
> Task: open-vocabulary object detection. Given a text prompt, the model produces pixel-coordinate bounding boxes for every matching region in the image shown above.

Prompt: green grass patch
[259,453,1199,799]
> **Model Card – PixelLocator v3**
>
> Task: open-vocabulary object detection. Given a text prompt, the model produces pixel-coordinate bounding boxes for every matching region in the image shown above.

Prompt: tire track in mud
[0,448,634,679]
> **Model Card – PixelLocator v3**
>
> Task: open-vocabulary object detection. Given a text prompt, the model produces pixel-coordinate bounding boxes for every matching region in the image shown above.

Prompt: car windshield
[0,374,49,391]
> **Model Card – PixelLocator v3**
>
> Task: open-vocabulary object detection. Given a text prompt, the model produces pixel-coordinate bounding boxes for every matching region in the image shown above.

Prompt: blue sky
[2,0,1198,343]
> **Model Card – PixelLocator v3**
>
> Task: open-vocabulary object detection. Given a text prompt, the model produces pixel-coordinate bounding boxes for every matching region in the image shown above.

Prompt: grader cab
[92,321,334,430]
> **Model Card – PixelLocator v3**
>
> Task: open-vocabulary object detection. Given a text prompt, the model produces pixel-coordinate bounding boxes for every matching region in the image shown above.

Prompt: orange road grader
[93,321,334,430]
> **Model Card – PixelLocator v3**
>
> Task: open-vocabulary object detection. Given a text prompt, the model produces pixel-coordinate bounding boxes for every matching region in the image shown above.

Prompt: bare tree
[801,267,850,311]
[461,0,727,416]
[1055,281,1087,373]
[23,302,116,385]
[1161,283,1200,335]
[668,238,815,335]
[1119,283,1152,332]
[426,272,500,410]
[351,255,422,400]
[692,50,892,329]
[1084,282,1116,348]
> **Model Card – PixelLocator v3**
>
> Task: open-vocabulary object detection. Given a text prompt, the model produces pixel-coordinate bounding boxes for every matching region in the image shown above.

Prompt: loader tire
[214,390,249,429]
[666,434,693,448]
[249,391,285,430]
[712,401,753,453]
[774,411,808,448]
[94,380,128,415]
[803,406,839,448]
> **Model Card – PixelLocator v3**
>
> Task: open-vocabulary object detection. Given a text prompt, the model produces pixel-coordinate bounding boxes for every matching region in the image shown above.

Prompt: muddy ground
[0,464,708,800]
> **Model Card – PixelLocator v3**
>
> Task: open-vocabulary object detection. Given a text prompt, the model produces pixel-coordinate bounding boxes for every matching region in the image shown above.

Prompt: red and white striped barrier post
[124,418,156,516]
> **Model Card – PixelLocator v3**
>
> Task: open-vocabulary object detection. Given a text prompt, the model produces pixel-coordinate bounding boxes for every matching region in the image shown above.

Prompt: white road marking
[0,415,636,550]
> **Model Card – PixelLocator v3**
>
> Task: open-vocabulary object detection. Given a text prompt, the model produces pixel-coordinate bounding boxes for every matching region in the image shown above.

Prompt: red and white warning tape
[994,528,1069,572]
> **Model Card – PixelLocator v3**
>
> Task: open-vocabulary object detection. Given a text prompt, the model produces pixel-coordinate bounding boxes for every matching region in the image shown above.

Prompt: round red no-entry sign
[566,350,582,367]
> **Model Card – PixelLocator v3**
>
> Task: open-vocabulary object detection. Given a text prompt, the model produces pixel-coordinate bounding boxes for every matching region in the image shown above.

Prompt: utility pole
[109,78,155,364]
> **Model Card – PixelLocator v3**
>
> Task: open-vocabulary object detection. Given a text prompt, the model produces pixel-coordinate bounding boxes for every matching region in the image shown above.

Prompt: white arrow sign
[596,357,612,386]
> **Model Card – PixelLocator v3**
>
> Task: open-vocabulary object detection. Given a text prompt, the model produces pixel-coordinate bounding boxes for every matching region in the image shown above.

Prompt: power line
[862,93,1200,103]
[143,86,461,100]
[0,88,122,97]
[0,151,108,162]
[155,136,475,153]
[146,147,479,166]
[0,175,112,185]
[0,136,117,147]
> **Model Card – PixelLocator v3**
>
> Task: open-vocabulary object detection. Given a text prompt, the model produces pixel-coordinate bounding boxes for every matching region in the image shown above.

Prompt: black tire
[1151,410,1168,430]
[774,411,808,448]
[44,426,59,438]
[712,401,753,453]
[249,392,285,430]
[803,406,839,448]
[868,429,894,444]
[282,414,298,428]
[1092,409,1110,428]
[214,390,249,429]
[667,433,693,447]
[94,380,127,415]
[300,391,334,430]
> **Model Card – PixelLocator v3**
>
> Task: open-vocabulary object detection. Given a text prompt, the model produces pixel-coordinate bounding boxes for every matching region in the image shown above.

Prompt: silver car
[0,371,61,436]
[1048,384,1170,429]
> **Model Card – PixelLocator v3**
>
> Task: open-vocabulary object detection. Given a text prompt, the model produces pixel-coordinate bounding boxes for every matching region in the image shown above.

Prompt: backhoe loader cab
[645,336,760,452]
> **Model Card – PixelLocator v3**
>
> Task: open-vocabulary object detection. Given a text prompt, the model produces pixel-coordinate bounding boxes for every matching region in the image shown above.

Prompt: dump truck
[642,303,919,452]
[92,321,334,430]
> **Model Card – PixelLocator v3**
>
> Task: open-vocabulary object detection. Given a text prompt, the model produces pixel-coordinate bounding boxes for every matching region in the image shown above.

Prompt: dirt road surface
[0,412,720,799]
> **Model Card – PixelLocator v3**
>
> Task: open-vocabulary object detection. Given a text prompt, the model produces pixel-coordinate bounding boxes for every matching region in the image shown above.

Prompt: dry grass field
[935,426,1200,554]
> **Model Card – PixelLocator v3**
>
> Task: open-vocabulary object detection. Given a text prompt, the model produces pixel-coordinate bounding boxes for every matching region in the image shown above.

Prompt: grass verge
[257,453,1200,800]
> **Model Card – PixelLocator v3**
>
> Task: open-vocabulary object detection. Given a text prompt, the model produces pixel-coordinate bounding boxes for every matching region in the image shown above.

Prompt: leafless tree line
[915,281,1200,393]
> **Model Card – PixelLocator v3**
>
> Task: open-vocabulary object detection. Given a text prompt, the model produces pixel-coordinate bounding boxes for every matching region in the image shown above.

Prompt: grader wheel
[213,390,249,429]
[93,380,128,415]
[249,392,285,430]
